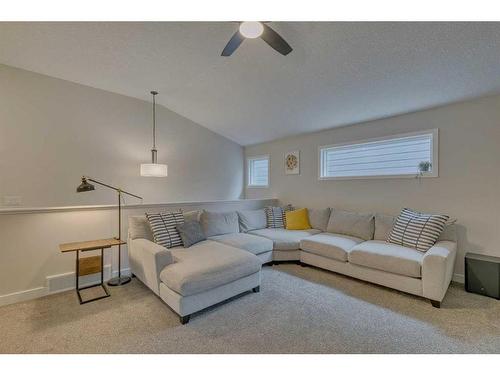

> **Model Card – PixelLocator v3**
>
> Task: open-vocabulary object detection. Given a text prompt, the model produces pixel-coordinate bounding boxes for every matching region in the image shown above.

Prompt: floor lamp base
[107,276,131,286]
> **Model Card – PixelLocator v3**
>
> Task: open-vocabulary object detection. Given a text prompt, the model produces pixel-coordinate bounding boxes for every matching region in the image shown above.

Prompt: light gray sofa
[128,207,457,324]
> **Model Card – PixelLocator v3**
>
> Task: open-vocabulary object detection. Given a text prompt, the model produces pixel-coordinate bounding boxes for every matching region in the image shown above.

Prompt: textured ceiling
[1,22,500,145]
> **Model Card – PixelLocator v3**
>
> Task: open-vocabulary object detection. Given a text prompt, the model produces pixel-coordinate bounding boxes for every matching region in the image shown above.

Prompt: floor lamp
[76,176,143,286]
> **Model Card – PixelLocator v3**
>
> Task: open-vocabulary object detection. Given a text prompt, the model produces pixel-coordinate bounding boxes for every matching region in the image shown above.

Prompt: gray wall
[0,64,244,207]
[245,94,500,279]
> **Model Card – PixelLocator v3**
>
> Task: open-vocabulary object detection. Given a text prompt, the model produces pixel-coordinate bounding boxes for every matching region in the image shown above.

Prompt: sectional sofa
[128,207,457,324]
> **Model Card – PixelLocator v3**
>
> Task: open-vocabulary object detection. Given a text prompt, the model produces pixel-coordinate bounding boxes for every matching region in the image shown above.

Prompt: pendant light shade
[140,163,168,177]
[141,91,168,177]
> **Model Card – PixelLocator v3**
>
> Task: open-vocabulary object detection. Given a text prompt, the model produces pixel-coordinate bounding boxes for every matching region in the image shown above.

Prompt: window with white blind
[319,129,438,180]
[247,155,269,187]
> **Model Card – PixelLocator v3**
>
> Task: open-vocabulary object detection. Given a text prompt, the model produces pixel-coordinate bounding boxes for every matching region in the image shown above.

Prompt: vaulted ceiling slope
[1,22,500,145]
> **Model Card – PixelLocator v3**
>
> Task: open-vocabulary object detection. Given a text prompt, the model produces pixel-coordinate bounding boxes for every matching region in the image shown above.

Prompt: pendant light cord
[152,91,157,149]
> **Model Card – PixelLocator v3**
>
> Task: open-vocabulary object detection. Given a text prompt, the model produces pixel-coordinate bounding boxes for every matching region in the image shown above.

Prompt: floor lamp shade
[76,178,95,192]
[140,163,168,177]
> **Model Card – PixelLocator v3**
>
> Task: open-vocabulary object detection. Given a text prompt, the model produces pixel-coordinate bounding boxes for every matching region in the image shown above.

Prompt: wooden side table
[59,238,126,304]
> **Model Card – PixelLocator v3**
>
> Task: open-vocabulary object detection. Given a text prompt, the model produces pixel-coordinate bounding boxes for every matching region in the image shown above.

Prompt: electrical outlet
[3,196,22,206]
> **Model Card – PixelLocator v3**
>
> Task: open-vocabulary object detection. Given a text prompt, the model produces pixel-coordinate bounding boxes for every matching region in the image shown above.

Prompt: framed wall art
[285,150,300,175]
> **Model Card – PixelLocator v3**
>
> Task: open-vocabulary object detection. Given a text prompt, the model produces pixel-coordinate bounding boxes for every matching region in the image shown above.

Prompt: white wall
[245,95,500,280]
[0,64,243,207]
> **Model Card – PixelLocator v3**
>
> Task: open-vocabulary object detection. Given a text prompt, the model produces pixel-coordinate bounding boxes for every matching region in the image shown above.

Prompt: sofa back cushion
[327,209,375,241]
[129,215,154,241]
[374,213,397,241]
[200,210,240,237]
[308,208,331,231]
[439,220,457,242]
[129,211,201,241]
[237,209,267,232]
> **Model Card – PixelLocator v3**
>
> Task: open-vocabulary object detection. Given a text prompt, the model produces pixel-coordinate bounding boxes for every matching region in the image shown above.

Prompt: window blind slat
[329,136,430,154]
[326,151,430,165]
[325,143,431,161]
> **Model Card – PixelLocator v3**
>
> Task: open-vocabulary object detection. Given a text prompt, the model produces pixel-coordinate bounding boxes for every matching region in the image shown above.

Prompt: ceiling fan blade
[221,30,245,56]
[260,24,293,56]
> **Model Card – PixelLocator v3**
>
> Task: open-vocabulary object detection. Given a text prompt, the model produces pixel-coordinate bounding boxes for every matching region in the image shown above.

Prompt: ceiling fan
[221,21,293,57]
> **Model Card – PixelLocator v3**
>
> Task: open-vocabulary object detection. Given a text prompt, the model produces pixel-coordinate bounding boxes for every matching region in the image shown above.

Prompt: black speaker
[465,252,500,300]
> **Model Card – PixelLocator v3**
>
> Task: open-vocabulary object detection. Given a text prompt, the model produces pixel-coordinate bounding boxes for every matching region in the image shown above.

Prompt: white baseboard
[452,273,465,284]
[0,286,48,306]
[0,266,131,307]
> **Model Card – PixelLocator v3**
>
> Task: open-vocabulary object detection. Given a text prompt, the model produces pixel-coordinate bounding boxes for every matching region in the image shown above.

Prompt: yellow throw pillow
[285,208,312,230]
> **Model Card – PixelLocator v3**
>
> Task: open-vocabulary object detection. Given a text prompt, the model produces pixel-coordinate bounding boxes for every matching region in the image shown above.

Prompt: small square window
[247,155,269,187]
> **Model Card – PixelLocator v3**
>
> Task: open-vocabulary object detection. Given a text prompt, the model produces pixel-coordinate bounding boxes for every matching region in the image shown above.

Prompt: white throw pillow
[264,205,293,228]
[387,208,449,252]
[146,211,184,248]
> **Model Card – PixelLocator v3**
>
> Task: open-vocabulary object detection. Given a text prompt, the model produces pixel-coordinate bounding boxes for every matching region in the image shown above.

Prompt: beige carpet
[1,264,499,354]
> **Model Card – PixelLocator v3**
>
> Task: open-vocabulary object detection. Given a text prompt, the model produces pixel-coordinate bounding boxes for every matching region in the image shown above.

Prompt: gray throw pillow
[327,209,375,241]
[237,209,267,232]
[308,208,331,231]
[183,210,202,222]
[200,211,240,237]
[176,220,206,248]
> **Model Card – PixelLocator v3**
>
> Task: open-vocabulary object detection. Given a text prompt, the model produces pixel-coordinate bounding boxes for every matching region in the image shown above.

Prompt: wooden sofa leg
[180,315,190,324]
[430,300,441,308]
[252,286,260,293]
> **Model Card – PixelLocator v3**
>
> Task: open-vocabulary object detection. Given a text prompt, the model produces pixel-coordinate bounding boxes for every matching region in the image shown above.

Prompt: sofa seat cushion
[349,240,424,278]
[300,233,363,262]
[209,233,273,255]
[248,228,321,251]
[160,240,261,296]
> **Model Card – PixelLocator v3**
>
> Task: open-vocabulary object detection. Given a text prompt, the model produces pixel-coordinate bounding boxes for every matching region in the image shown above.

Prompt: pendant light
[140,91,168,177]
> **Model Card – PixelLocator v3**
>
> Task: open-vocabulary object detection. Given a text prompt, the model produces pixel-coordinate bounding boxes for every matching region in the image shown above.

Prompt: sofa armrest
[129,238,173,295]
[422,241,457,302]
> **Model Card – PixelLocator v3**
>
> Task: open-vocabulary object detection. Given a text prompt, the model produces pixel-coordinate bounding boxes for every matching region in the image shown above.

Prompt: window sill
[318,173,438,181]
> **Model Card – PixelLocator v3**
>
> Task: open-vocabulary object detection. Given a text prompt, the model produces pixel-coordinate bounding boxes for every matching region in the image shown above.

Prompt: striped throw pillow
[387,208,449,252]
[265,205,293,228]
[146,211,185,248]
